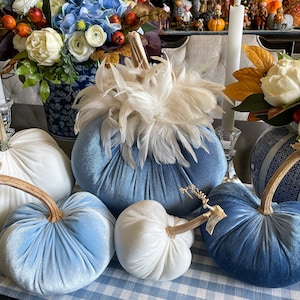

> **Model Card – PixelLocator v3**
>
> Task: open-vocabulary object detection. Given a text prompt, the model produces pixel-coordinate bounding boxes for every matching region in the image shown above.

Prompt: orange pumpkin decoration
[266,0,282,14]
[207,17,225,31]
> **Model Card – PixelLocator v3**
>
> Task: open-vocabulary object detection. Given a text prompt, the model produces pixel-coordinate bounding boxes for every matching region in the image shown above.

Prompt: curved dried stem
[0,174,63,222]
[259,143,300,215]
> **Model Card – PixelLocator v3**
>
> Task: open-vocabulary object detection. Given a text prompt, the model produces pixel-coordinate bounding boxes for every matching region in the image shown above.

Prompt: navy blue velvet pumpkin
[200,156,300,288]
[71,116,227,217]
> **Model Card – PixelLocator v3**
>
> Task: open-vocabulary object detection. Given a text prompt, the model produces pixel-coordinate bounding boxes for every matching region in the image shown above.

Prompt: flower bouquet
[224,44,300,203]
[224,44,300,140]
[0,0,169,102]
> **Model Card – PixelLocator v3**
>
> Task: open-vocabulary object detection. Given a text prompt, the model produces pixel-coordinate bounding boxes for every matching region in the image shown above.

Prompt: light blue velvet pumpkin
[0,175,116,296]
[71,116,227,217]
[200,176,300,287]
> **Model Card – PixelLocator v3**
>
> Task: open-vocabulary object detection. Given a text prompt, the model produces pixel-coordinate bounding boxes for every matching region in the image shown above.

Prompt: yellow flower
[224,45,275,102]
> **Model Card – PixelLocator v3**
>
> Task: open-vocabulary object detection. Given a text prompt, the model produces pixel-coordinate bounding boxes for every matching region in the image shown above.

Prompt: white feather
[73,56,226,168]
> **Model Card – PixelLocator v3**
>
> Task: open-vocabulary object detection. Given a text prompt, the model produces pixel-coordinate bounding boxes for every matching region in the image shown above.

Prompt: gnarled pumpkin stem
[0,115,9,152]
[259,144,300,215]
[166,186,227,238]
[166,205,226,238]
[0,174,63,222]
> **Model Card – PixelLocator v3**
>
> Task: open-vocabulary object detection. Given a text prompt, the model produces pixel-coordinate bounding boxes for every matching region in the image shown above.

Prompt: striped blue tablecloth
[0,223,299,300]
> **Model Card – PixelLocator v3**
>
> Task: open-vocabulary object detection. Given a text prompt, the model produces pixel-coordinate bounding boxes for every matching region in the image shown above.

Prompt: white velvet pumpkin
[0,128,74,228]
[114,200,194,281]
[114,196,226,281]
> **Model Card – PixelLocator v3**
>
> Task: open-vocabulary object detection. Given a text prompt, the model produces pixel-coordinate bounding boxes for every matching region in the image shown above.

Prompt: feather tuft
[73,55,225,168]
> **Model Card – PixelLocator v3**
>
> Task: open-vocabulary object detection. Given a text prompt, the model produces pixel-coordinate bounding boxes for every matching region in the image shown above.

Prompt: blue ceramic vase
[43,63,97,139]
[251,123,300,203]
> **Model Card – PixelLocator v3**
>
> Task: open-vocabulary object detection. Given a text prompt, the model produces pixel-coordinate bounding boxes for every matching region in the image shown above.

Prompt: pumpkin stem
[128,31,150,70]
[0,115,9,152]
[259,143,300,215]
[166,211,211,238]
[166,204,226,238]
[0,174,64,222]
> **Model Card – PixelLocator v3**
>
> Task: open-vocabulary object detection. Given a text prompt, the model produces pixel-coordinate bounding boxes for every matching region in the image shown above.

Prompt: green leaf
[141,22,157,32]
[23,74,43,87]
[40,80,50,103]
[12,51,28,60]
[257,112,293,126]
[233,94,272,112]
[15,59,38,75]
[18,75,25,84]
[278,52,292,60]
[15,65,32,76]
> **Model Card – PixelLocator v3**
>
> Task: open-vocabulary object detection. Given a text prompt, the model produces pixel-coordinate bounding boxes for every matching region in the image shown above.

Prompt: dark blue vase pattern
[44,63,97,139]
[251,123,300,203]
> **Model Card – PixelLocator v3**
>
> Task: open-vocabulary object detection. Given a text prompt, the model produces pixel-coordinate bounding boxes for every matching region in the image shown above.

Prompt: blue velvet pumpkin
[0,175,116,296]
[200,147,300,287]
[71,116,227,217]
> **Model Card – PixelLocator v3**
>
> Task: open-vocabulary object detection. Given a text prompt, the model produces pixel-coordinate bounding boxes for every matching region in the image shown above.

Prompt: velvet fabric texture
[0,128,74,229]
[0,192,116,296]
[200,182,300,288]
[114,200,194,281]
[71,116,227,217]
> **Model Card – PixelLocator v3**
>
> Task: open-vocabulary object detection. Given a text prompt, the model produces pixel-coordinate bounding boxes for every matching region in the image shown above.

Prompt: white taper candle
[222,0,244,132]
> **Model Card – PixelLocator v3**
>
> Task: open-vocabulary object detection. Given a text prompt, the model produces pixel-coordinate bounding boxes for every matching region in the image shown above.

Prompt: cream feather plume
[73,51,230,168]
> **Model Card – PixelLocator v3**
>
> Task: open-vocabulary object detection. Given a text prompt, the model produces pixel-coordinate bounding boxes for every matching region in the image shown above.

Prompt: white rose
[85,25,107,47]
[50,0,65,16]
[68,31,95,63]
[261,58,300,107]
[26,28,63,66]
[13,35,27,52]
[12,0,39,14]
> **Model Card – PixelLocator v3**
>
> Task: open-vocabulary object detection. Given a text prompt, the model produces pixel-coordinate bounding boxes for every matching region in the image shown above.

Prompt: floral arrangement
[224,44,300,140]
[0,0,169,102]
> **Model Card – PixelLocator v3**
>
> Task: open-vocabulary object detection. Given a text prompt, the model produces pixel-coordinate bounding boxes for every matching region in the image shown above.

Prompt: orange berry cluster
[1,7,47,37]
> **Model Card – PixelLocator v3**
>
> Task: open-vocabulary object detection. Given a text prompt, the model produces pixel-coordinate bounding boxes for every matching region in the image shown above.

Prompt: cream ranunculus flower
[26,28,63,66]
[68,31,95,62]
[13,35,27,52]
[85,25,107,47]
[261,58,300,107]
[12,0,39,14]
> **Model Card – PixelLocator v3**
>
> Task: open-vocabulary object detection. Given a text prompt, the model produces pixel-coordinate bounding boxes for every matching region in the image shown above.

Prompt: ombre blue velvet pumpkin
[71,116,227,217]
[0,187,116,296]
[200,182,300,288]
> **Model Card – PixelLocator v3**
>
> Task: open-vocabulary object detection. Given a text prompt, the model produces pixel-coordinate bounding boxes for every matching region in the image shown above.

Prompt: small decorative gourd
[0,116,74,228]
[71,32,228,217]
[0,175,116,296]
[200,143,300,287]
[114,186,226,281]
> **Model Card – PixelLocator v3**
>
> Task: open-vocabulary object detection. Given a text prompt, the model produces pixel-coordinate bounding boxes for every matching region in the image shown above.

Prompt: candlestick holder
[215,125,241,183]
[0,99,15,139]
